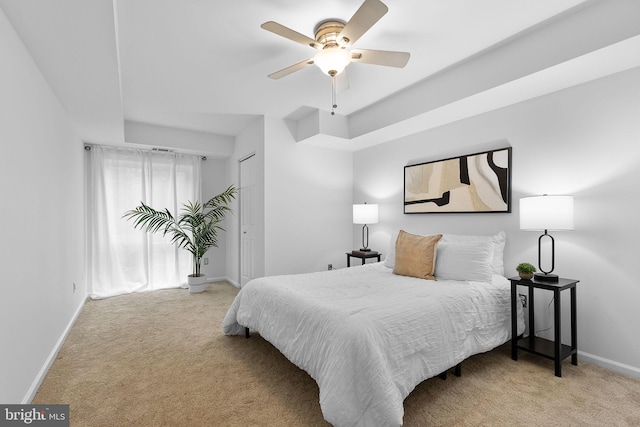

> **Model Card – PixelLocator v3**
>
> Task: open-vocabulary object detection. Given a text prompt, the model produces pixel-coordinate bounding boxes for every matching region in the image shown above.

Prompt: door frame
[238,152,256,287]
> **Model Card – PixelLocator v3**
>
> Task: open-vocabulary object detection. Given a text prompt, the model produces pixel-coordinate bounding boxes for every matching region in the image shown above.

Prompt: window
[86,146,201,298]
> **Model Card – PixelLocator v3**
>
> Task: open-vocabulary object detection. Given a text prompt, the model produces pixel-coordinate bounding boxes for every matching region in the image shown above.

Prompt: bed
[223,231,525,427]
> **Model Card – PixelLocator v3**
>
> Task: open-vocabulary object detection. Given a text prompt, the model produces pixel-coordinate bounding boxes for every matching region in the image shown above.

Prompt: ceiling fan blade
[268,58,315,79]
[350,49,410,68]
[261,21,322,49]
[336,71,350,93]
[338,0,388,47]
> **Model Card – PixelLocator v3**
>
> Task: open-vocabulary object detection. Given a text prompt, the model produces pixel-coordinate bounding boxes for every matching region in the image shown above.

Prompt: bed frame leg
[438,362,462,380]
[245,327,250,339]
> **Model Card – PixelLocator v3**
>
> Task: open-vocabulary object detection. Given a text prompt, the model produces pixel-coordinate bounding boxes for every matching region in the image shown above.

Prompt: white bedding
[223,262,525,427]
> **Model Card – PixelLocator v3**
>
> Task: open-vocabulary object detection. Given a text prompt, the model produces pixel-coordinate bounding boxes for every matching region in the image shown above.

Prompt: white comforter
[223,263,525,427]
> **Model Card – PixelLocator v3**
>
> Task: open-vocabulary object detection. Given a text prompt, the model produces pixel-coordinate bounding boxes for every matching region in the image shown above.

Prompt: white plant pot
[188,274,207,293]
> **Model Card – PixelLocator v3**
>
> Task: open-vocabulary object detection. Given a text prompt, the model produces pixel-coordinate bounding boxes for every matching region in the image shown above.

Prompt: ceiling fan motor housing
[314,20,347,47]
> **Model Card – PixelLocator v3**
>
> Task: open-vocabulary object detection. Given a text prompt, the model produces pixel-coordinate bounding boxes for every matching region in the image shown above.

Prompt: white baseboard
[225,277,241,288]
[22,297,87,404]
[207,276,240,288]
[579,350,640,379]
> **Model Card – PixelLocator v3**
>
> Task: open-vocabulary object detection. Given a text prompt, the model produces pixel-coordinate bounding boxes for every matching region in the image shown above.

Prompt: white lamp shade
[353,204,378,224]
[520,195,574,231]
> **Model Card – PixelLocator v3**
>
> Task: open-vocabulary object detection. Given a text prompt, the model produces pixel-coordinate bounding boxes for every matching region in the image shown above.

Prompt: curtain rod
[84,144,207,161]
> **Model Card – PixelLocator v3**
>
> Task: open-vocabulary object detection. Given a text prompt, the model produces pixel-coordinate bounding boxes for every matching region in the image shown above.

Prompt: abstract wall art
[404,147,512,214]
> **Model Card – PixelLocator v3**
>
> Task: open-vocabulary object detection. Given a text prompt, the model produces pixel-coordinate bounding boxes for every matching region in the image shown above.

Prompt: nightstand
[509,276,579,377]
[346,251,381,267]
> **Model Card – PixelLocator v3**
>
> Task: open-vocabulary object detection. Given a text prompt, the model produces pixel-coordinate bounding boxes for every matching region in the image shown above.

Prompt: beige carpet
[34,281,640,426]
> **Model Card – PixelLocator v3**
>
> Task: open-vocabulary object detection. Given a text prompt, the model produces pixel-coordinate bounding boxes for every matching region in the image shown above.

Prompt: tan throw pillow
[393,231,443,280]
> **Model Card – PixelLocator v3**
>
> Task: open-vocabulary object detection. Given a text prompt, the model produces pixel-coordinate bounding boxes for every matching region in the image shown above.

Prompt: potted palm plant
[123,185,237,293]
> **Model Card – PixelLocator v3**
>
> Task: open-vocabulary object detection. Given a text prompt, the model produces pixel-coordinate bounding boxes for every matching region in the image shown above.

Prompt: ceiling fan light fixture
[313,47,351,76]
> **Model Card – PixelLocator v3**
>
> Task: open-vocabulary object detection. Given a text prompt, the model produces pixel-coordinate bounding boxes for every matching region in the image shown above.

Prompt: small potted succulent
[516,262,536,280]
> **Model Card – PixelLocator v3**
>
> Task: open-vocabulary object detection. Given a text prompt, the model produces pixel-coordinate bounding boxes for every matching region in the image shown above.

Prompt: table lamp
[353,203,378,252]
[520,195,574,282]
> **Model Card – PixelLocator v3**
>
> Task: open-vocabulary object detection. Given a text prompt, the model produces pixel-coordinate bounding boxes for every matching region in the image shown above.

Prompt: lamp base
[359,248,372,252]
[534,272,559,283]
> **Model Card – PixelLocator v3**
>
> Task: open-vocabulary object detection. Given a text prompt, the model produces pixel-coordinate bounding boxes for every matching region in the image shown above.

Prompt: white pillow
[435,240,495,283]
[384,231,506,275]
[383,230,400,269]
[440,231,506,275]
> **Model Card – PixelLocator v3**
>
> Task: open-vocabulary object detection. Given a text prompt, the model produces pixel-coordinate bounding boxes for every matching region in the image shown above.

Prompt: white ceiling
[2,0,639,155]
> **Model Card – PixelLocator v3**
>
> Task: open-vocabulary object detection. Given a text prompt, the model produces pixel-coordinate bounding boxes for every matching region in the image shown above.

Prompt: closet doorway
[239,153,257,287]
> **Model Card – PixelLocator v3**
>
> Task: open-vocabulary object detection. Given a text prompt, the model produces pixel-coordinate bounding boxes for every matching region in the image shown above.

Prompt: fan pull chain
[331,75,337,116]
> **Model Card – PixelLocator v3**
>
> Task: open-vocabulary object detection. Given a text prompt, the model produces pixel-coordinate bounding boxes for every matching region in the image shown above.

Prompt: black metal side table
[509,276,579,377]
[346,251,381,267]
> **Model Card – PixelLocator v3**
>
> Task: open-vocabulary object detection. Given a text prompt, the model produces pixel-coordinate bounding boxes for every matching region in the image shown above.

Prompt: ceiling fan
[261,0,410,115]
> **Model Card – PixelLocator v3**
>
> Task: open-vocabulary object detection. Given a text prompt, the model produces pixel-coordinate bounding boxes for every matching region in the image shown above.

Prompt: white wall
[226,117,266,286]
[0,9,86,402]
[224,116,353,283]
[124,120,234,158]
[353,67,640,377]
[264,117,354,275]
[199,157,229,280]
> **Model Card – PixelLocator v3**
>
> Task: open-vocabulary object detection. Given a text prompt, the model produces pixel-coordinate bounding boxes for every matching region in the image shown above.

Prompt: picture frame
[404,147,512,214]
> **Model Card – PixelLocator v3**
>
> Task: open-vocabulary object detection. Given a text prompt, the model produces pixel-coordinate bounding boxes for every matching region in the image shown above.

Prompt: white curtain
[86,146,202,298]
